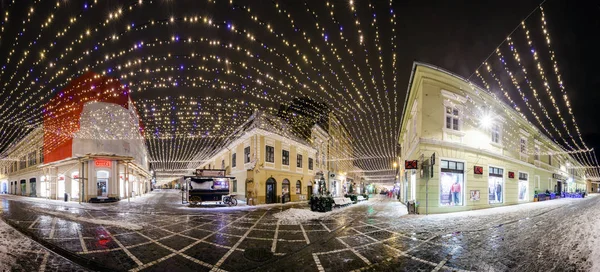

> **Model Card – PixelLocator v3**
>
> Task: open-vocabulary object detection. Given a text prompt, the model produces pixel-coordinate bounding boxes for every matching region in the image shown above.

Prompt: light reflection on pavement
[0,190,597,272]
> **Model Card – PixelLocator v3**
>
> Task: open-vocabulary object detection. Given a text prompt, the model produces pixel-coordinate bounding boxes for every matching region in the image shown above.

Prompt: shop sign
[508,171,515,179]
[405,160,418,169]
[473,166,483,175]
[552,173,566,181]
[195,169,225,177]
[95,160,112,168]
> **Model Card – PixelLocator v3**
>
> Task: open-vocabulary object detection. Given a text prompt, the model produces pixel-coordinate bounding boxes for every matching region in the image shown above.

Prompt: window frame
[445,106,460,131]
[308,158,314,170]
[282,150,290,166]
[244,146,251,163]
[265,145,275,163]
[297,154,303,168]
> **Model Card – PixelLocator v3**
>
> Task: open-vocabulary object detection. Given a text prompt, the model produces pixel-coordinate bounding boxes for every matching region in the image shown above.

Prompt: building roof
[229,110,313,148]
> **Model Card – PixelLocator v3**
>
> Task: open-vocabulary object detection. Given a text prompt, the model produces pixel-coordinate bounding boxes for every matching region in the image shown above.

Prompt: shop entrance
[20,180,26,196]
[97,171,109,198]
[556,181,563,195]
[307,185,312,199]
[29,178,36,197]
[266,178,276,204]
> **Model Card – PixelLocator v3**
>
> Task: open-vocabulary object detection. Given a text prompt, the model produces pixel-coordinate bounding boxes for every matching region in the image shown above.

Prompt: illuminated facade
[399,63,588,214]
[199,111,318,204]
[1,73,150,202]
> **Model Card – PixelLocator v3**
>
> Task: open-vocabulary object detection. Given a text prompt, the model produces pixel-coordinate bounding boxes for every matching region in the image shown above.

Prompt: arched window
[296,180,301,194]
[282,179,290,195]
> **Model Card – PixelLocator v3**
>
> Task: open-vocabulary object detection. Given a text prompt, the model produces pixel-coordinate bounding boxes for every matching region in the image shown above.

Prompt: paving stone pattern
[0,191,596,271]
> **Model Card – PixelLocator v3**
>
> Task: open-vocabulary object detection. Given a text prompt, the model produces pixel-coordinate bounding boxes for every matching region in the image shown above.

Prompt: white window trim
[488,164,505,205]
[517,171,529,202]
[438,157,467,207]
[489,122,503,147]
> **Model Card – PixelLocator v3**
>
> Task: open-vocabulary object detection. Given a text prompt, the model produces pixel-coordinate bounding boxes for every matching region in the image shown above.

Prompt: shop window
[308,158,314,170]
[282,179,290,195]
[57,175,65,198]
[19,156,26,170]
[491,123,500,144]
[71,172,80,199]
[96,170,109,197]
[489,167,504,204]
[282,150,289,166]
[244,146,251,163]
[232,180,237,193]
[266,146,274,163]
[296,180,301,194]
[440,160,464,206]
[297,154,303,168]
[518,172,528,201]
[445,107,460,131]
[232,153,236,168]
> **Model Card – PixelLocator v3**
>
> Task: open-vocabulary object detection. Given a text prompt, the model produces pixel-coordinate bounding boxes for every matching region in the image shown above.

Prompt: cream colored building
[199,111,318,204]
[399,62,588,214]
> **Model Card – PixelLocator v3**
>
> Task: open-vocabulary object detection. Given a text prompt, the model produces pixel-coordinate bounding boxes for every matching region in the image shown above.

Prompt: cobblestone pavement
[0,199,89,271]
[0,191,598,272]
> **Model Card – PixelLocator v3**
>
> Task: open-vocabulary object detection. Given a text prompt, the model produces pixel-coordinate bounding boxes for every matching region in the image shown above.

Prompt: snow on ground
[273,201,371,224]
[30,207,143,230]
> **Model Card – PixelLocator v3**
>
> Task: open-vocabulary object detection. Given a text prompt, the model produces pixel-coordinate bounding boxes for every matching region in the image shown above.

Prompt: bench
[333,197,353,207]
[357,195,366,202]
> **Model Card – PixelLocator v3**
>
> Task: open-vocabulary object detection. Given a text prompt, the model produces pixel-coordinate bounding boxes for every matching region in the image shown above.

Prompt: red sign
[95,160,112,168]
[474,166,483,175]
[405,160,418,169]
[508,171,515,179]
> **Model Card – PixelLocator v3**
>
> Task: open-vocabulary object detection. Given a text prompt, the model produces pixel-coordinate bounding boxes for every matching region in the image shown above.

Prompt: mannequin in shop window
[496,182,502,202]
[450,180,461,205]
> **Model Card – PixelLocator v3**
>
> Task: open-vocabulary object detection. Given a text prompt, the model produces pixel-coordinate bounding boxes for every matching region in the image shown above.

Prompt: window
[266,146,274,163]
[19,156,26,170]
[282,150,289,165]
[520,138,527,154]
[296,180,301,194]
[308,158,314,170]
[221,159,225,169]
[534,175,540,189]
[233,180,237,193]
[39,148,44,164]
[518,172,528,201]
[28,151,37,167]
[491,123,500,144]
[297,154,303,168]
[489,167,504,204]
[548,154,552,165]
[244,146,251,163]
[534,146,540,160]
[440,160,464,206]
[445,107,460,131]
[232,153,237,168]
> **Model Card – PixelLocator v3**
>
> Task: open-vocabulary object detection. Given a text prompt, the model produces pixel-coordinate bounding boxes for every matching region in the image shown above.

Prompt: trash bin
[407,200,416,214]
[64,193,68,202]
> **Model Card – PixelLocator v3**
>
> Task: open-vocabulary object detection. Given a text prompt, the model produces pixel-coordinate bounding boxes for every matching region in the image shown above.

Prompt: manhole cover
[244,247,274,262]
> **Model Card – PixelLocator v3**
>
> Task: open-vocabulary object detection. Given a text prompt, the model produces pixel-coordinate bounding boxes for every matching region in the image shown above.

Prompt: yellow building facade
[199,112,318,204]
[399,63,589,214]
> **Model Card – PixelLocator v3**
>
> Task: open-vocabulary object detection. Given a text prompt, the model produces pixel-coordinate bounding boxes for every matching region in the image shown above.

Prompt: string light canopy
[0,1,594,183]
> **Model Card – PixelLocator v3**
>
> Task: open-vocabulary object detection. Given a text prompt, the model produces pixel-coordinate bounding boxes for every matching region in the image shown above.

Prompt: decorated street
[0,190,598,271]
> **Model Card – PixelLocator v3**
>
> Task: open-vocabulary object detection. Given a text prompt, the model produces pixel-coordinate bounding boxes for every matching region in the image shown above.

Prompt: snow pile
[273,208,328,224]
[31,208,143,231]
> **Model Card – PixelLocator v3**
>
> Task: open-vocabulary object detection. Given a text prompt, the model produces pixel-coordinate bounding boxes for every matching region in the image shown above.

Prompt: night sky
[0,0,598,181]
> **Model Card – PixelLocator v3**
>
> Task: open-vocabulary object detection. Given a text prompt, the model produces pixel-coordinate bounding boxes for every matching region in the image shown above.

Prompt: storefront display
[518,172,528,201]
[488,167,503,204]
[440,160,464,206]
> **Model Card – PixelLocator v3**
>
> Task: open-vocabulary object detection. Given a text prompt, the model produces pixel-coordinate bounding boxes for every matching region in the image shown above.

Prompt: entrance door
[29,178,36,197]
[307,185,312,199]
[97,171,109,197]
[557,181,563,195]
[1,182,6,194]
[266,178,276,204]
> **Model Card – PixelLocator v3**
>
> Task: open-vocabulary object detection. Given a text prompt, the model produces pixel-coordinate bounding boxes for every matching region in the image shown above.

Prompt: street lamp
[393,162,397,168]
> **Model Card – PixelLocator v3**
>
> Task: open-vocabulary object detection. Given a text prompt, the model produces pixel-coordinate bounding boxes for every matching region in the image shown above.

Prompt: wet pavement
[0,190,598,271]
